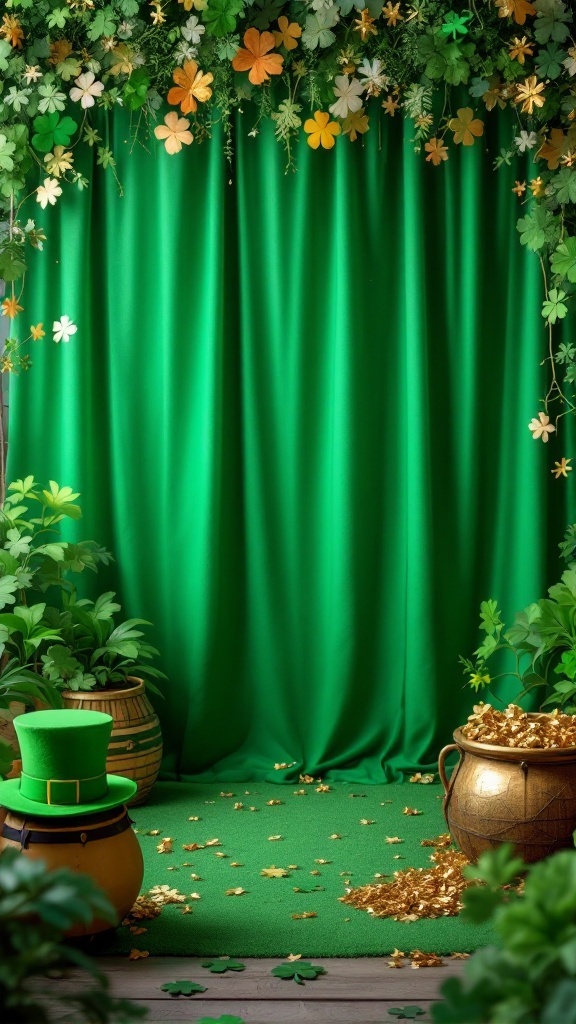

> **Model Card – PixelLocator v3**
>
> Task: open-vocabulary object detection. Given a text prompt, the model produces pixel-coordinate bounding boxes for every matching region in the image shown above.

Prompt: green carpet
[98,781,496,957]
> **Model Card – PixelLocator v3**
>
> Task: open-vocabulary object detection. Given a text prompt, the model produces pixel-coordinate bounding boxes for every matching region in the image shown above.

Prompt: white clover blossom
[181,15,205,44]
[53,315,77,343]
[329,75,364,119]
[36,177,62,209]
[515,130,538,153]
[70,71,105,109]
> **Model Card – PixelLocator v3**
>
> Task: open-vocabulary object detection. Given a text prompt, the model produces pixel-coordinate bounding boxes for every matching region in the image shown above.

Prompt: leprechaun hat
[0,709,137,816]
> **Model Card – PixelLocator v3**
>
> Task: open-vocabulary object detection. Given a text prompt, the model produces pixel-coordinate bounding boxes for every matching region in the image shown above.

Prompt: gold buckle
[46,778,81,805]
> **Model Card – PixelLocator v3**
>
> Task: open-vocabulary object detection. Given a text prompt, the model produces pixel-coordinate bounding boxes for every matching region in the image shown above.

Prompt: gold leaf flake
[342,850,472,922]
[268,835,283,841]
[220,792,235,797]
[149,829,161,835]
[387,959,404,968]
[156,838,173,854]
[182,905,192,914]
[214,852,228,858]
[267,799,283,805]
[166,866,178,871]
[310,870,321,876]
[381,800,393,805]
[129,926,147,935]
[190,874,202,881]
[205,839,222,847]
[230,862,244,867]
[128,949,149,960]
[410,950,444,968]
[274,762,297,770]
[339,871,353,876]
[299,774,315,783]
[205,800,215,804]
[189,892,202,900]
[316,784,331,793]
[403,807,423,816]
[226,887,247,896]
[329,834,342,840]
[392,948,405,958]
[292,911,317,919]
[393,855,403,860]
[188,816,201,821]
[182,862,193,867]
[261,866,289,878]
[374,873,388,879]
[286,953,302,961]
[234,802,244,810]
[314,859,331,864]
[288,865,299,870]
[385,837,403,844]
[249,807,259,812]
[360,819,375,825]
[183,843,204,852]
[293,789,307,795]
[450,952,471,959]
[420,834,452,848]
[410,772,435,784]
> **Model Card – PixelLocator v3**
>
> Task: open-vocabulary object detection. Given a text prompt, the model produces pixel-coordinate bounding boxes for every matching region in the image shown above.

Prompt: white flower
[4,86,31,112]
[564,47,576,77]
[70,71,105,109]
[23,64,42,84]
[52,315,77,343]
[37,83,67,114]
[515,130,538,153]
[528,411,555,442]
[329,75,364,119]
[36,177,62,209]
[118,19,134,38]
[357,58,388,96]
[181,15,205,44]
[174,41,197,65]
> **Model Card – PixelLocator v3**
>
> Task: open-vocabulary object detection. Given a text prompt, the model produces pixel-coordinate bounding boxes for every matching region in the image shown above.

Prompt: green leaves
[535,42,566,79]
[200,959,246,973]
[552,168,576,206]
[542,288,568,324]
[271,961,327,985]
[87,6,117,40]
[31,112,78,154]
[517,207,557,252]
[203,0,244,37]
[551,237,576,282]
[123,69,150,111]
[160,980,208,996]
[39,481,81,519]
[0,575,19,611]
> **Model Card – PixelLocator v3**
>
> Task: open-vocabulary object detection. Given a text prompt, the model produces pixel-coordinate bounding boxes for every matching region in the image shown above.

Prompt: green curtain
[7,108,576,782]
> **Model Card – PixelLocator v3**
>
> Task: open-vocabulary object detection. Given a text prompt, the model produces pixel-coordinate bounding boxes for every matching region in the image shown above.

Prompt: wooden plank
[100,999,438,1023]
[46,956,463,1002]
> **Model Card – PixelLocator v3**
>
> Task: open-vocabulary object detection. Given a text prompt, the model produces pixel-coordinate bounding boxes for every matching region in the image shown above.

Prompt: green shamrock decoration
[388,1007,426,1020]
[200,959,246,974]
[160,980,208,997]
[195,1018,246,1024]
[271,961,327,985]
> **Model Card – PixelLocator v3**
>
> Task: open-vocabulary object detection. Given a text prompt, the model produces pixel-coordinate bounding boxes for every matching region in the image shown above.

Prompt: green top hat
[0,709,137,817]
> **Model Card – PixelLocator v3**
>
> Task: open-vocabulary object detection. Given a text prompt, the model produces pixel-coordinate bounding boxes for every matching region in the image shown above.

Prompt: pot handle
[438,743,460,796]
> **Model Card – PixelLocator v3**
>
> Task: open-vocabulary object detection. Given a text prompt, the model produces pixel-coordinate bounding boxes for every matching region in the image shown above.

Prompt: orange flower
[537,128,566,170]
[273,16,301,51]
[30,323,45,340]
[1,296,23,319]
[154,111,194,154]
[425,137,449,165]
[448,107,484,146]
[232,28,284,85]
[167,59,213,114]
[304,111,341,150]
[495,0,536,25]
[0,14,24,49]
[49,38,72,65]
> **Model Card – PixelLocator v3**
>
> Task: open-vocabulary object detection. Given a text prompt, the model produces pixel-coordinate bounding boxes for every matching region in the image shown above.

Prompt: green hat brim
[0,774,137,817]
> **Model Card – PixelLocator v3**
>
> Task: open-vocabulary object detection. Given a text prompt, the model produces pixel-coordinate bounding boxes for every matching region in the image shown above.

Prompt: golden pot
[0,804,143,935]
[439,717,576,864]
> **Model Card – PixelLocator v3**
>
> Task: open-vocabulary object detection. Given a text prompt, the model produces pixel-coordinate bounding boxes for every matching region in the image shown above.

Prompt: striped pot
[61,677,162,806]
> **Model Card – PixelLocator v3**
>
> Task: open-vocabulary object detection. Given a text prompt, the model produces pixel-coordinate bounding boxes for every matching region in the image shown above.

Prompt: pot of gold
[439,704,576,864]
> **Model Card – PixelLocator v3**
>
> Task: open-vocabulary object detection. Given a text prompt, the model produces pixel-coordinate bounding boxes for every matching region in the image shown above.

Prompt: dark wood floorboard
[43,956,466,1023]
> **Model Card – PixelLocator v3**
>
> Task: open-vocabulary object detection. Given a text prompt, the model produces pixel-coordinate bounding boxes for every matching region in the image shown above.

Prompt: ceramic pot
[439,718,576,863]
[62,678,162,806]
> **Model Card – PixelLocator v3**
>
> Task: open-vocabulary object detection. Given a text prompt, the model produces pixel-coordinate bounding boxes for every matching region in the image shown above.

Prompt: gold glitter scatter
[403,807,423,816]
[462,702,576,748]
[360,819,375,825]
[226,887,247,896]
[183,843,204,851]
[342,850,471,921]
[420,834,452,848]
[275,762,297,770]
[292,911,317,919]
[205,838,222,847]
[385,837,403,844]
[410,773,435,784]
[267,799,283,805]
[410,949,444,968]
[156,838,173,854]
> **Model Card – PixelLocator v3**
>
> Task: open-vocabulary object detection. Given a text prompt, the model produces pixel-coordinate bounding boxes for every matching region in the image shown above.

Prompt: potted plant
[0,477,165,804]
[439,524,576,864]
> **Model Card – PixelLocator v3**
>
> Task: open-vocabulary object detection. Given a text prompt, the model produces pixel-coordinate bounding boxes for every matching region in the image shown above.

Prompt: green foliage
[0,477,165,696]
[271,961,327,984]
[160,980,208,996]
[0,848,145,1023]
[200,959,246,973]
[434,845,576,1024]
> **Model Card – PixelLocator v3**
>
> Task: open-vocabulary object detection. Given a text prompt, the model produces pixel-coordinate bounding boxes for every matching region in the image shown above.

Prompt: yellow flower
[0,14,25,49]
[383,1,403,26]
[515,75,546,115]
[154,112,194,154]
[149,0,165,25]
[425,137,449,165]
[495,0,536,25]
[469,673,490,692]
[304,111,341,150]
[552,458,572,479]
[44,146,74,178]
[1,296,23,319]
[448,107,484,146]
[382,94,400,116]
[512,180,526,196]
[342,108,369,142]
[177,0,207,9]
[353,9,378,40]
[529,177,544,196]
[508,35,533,63]
[1,357,14,373]
[30,323,45,340]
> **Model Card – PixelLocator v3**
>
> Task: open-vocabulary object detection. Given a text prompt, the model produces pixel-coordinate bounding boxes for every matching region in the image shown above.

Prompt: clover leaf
[388,1008,426,1020]
[123,69,150,111]
[195,1017,246,1023]
[440,11,471,39]
[271,961,326,985]
[535,42,566,80]
[551,237,576,283]
[517,207,557,252]
[160,980,207,997]
[542,289,569,325]
[31,112,77,154]
[552,169,576,206]
[200,959,246,974]
[203,0,243,38]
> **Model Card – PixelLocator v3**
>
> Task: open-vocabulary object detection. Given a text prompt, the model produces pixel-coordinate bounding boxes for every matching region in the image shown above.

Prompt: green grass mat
[96,781,496,957]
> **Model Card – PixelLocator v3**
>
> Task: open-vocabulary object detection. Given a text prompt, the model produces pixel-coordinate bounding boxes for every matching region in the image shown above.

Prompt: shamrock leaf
[87,7,117,40]
[552,168,576,206]
[203,0,244,37]
[31,113,78,154]
[551,237,576,282]
[517,207,557,252]
[440,11,471,38]
[200,959,246,974]
[535,42,566,79]
[542,288,569,324]
[271,961,326,985]
[123,69,150,111]
[556,342,576,364]
[534,7,571,45]
[388,1008,426,1020]
[195,1017,246,1023]
[160,980,208,996]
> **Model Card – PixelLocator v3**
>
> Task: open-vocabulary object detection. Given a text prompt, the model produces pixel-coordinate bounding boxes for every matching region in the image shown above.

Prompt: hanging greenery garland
[0,0,576,470]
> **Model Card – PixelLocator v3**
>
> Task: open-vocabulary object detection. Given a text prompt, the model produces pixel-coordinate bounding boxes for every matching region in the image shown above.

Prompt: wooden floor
[46,956,467,1023]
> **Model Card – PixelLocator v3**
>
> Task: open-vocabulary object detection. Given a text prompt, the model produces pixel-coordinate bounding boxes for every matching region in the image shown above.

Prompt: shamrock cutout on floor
[271,961,327,985]
[200,959,246,974]
[388,1007,426,1019]
[195,1017,246,1023]
[160,980,207,997]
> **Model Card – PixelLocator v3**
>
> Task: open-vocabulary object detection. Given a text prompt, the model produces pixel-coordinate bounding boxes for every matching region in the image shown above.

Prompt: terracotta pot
[0,805,143,935]
[62,678,162,806]
[439,717,576,864]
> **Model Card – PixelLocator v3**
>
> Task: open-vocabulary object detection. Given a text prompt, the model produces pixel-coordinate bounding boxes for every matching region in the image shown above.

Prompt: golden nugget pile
[461,703,576,748]
[341,848,471,922]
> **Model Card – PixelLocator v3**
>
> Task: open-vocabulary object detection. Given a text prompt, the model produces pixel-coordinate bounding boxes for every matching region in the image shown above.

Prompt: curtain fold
[7,108,575,781]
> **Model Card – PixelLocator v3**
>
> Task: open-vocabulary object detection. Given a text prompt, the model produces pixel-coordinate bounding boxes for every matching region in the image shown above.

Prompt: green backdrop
[7,109,576,782]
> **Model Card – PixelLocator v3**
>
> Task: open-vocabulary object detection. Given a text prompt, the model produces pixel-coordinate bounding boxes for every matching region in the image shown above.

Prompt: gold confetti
[403,807,423,816]
[261,866,289,878]
[410,773,435,784]
[360,819,375,825]
[230,862,244,867]
[310,870,321,876]
[316,784,331,793]
[226,887,247,896]
[286,953,302,961]
[293,789,307,795]
[129,926,147,935]
[299,774,315,784]
[182,905,192,914]
[205,839,222,847]
[234,802,244,810]
[288,864,299,870]
[274,762,297,770]
[182,843,204,852]
[166,866,178,872]
[188,816,201,821]
[214,852,228,858]
[385,837,403,844]
[421,834,452,848]
[190,874,202,881]
[249,807,259,812]
[156,838,173,854]
[148,829,161,836]
[342,850,473,921]
[220,792,235,797]
[267,799,283,805]
[128,949,149,960]
[329,834,342,840]
[189,892,201,900]
[292,911,317,919]
[314,859,331,864]
[410,949,444,968]
[268,835,283,841]
[450,952,471,959]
